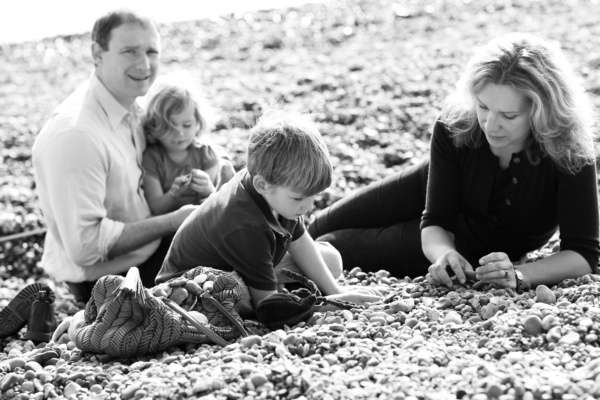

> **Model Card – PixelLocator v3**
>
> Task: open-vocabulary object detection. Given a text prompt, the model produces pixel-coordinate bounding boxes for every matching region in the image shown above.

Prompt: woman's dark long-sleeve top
[421,120,600,271]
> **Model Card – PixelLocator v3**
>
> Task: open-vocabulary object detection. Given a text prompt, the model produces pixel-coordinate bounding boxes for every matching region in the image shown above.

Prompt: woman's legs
[308,159,430,277]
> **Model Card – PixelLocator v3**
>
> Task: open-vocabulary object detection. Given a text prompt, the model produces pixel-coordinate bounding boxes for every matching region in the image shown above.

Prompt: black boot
[0,283,55,338]
[25,287,57,343]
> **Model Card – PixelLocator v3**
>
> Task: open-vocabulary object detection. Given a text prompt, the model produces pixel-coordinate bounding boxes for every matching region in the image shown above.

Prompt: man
[32,10,195,303]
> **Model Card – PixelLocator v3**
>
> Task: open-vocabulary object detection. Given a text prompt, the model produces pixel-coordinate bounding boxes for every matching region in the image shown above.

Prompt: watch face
[515,269,523,280]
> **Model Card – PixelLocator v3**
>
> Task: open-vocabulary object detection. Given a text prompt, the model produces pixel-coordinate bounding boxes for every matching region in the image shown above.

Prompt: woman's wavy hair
[142,76,210,144]
[440,32,596,174]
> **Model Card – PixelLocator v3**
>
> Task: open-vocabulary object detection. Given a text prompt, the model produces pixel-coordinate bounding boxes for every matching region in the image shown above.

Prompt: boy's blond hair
[247,109,333,196]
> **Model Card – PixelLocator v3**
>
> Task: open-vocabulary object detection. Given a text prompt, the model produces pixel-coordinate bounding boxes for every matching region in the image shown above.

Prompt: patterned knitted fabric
[74,267,245,357]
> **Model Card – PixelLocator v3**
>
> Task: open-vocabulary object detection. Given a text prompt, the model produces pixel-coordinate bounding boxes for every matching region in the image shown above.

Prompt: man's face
[93,22,160,109]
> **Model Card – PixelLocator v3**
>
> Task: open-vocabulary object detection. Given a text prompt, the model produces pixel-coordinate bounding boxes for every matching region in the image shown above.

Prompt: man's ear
[91,42,103,65]
[252,175,271,194]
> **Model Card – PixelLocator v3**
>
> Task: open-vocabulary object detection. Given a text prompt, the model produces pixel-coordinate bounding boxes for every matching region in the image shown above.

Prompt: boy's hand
[189,169,216,198]
[327,285,382,306]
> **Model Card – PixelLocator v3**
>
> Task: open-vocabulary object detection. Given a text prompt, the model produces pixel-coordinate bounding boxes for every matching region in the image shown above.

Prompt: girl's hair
[247,108,333,196]
[440,32,596,174]
[143,81,208,143]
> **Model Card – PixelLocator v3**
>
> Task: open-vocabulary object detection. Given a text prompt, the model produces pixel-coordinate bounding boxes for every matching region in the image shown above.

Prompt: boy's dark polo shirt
[157,169,305,290]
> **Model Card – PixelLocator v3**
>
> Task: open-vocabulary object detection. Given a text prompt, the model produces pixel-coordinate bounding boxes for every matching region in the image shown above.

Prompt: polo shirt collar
[242,170,291,237]
[89,73,141,131]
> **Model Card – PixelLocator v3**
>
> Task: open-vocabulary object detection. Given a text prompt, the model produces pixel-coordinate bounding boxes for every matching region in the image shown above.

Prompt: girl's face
[157,101,200,153]
[475,83,532,157]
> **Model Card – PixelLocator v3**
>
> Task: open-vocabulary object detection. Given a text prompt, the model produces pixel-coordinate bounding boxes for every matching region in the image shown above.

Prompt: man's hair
[247,109,333,196]
[142,79,208,144]
[92,9,157,51]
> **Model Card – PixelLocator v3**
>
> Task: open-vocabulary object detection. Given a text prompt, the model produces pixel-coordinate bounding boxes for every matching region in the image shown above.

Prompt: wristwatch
[513,267,530,293]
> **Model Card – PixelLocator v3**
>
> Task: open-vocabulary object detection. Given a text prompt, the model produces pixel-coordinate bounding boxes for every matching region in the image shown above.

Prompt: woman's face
[475,83,532,157]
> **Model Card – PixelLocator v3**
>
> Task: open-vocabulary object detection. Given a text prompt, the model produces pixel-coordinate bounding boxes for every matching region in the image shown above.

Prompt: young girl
[142,81,235,215]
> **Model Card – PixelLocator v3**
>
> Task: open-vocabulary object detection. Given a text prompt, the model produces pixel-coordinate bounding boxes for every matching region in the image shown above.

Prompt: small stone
[63,382,82,397]
[193,377,213,393]
[542,314,559,330]
[535,285,556,304]
[0,373,21,391]
[32,350,59,367]
[559,331,581,346]
[523,315,543,335]
[24,361,43,372]
[444,311,462,325]
[6,357,26,371]
[250,372,269,388]
[240,335,262,348]
[481,304,499,320]
[21,381,36,393]
[546,326,562,342]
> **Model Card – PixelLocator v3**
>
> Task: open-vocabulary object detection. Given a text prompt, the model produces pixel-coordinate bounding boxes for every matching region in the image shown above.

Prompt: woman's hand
[473,252,516,289]
[426,250,475,287]
[189,169,216,198]
[327,285,382,306]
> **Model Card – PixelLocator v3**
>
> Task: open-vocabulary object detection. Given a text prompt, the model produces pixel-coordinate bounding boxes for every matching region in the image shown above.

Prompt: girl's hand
[328,285,382,305]
[474,252,516,289]
[426,250,475,288]
[167,175,192,198]
[189,169,216,198]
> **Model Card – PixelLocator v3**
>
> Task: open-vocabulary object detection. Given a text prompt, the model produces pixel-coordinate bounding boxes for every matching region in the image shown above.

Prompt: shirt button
[505,199,511,206]
[512,177,518,184]
[513,157,520,164]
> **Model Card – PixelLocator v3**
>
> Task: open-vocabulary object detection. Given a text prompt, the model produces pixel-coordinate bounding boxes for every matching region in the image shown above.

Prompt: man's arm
[107,205,196,258]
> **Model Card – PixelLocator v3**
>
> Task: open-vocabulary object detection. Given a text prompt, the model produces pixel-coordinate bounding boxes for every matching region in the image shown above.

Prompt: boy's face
[261,184,316,220]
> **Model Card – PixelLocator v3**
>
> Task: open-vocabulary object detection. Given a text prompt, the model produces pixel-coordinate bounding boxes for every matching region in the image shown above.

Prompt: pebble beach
[2,0,600,399]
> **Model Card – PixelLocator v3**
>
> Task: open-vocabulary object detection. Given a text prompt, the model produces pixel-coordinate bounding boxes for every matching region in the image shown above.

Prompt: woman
[309,32,599,291]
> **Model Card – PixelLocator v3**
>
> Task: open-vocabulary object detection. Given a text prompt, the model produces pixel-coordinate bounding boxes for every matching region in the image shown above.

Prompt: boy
[157,109,380,314]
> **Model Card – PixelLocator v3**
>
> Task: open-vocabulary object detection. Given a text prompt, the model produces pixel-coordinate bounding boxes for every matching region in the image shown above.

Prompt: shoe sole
[0,283,55,338]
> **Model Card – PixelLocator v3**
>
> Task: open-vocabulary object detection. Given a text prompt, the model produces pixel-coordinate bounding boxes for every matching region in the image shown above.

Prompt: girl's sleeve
[421,120,462,232]
[141,145,161,179]
[557,161,600,272]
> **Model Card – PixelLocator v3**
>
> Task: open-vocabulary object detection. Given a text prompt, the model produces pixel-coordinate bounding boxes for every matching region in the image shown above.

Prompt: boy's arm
[287,231,342,296]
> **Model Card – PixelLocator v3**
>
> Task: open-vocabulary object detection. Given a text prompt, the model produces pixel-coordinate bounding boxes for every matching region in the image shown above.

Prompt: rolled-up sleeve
[39,128,124,266]
[421,121,461,232]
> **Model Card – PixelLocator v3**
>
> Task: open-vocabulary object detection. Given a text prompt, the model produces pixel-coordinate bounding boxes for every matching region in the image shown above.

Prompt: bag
[256,269,359,330]
[74,267,247,358]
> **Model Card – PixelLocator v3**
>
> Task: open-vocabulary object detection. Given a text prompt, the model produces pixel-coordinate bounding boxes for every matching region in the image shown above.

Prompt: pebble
[559,331,581,346]
[536,285,557,304]
[444,311,462,325]
[63,381,82,397]
[0,373,21,391]
[523,315,543,335]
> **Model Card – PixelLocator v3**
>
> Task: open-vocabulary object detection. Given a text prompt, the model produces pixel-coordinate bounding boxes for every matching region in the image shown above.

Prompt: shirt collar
[241,170,291,236]
[89,73,141,131]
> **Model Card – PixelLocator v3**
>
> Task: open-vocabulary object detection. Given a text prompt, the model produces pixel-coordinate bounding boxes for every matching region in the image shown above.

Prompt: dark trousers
[66,234,174,303]
[308,159,431,278]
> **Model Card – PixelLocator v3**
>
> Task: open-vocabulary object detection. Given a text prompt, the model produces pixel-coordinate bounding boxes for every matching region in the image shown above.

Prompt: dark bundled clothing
[309,120,600,275]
